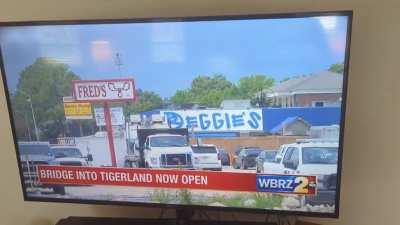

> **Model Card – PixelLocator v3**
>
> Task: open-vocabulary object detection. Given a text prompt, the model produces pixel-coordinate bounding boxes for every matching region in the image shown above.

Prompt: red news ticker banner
[37,165,257,192]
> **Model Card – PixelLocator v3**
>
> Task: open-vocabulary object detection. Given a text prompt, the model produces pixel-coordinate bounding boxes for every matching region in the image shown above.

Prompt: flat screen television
[0,11,352,219]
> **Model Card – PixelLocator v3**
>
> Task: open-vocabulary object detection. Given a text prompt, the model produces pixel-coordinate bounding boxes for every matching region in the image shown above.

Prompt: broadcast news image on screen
[0,13,350,216]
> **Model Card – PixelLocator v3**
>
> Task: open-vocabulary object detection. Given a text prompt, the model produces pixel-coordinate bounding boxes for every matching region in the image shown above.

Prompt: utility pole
[19,90,40,141]
[114,52,123,77]
[26,96,40,141]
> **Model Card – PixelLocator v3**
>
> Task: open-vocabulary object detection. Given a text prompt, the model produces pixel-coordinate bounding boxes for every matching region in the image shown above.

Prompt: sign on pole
[94,107,125,126]
[64,102,93,119]
[72,79,136,102]
[63,96,92,120]
[72,78,136,167]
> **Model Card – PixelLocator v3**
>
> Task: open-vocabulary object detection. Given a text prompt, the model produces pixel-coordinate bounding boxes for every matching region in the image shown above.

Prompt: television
[0,11,352,220]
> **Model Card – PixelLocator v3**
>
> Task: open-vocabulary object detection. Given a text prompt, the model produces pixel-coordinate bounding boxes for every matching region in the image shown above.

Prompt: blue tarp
[262,107,341,133]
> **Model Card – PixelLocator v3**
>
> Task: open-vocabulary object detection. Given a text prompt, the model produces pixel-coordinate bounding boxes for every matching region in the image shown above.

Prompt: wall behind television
[0,1,398,225]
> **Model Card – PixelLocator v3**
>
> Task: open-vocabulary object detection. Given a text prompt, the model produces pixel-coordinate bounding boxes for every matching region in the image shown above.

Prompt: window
[150,136,188,147]
[282,148,294,165]
[290,148,299,166]
[191,146,217,153]
[283,147,299,169]
[314,101,324,107]
[302,147,338,164]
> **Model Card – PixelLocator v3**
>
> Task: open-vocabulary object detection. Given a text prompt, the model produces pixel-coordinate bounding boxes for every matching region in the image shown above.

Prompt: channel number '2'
[293,176,309,194]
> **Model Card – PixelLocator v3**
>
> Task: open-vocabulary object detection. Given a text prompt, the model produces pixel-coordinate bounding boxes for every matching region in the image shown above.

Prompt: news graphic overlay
[37,165,317,195]
[256,174,317,195]
[37,165,257,192]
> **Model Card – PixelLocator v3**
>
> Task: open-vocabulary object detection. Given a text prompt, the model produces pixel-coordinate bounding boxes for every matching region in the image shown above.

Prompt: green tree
[170,74,235,108]
[170,74,276,108]
[12,57,80,140]
[237,75,275,99]
[125,89,163,114]
[170,89,192,105]
[329,63,344,74]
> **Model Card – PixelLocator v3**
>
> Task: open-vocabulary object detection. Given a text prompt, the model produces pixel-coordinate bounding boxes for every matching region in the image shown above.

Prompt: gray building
[266,71,343,108]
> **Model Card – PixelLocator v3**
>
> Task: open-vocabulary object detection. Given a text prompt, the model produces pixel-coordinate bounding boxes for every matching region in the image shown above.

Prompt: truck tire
[53,186,66,195]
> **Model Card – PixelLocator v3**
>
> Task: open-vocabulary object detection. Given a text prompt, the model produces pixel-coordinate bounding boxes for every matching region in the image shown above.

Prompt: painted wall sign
[161,109,263,132]
[72,78,135,102]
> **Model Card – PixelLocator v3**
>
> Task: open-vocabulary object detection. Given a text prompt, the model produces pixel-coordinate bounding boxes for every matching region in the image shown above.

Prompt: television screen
[0,11,352,217]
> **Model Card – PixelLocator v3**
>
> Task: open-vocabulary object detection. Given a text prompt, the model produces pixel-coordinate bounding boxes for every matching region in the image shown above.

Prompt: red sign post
[72,78,136,167]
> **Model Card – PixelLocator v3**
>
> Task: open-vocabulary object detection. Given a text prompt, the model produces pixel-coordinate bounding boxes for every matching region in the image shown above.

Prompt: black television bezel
[0,10,352,219]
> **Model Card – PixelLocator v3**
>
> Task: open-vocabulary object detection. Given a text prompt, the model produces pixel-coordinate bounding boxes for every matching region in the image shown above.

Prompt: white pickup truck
[143,133,193,169]
[261,139,339,205]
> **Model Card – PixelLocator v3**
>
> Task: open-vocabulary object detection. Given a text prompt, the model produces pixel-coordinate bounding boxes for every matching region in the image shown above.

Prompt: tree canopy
[12,58,80,140]
[170,74,275,108]
[328,63,345,74]
[124,89,163,115]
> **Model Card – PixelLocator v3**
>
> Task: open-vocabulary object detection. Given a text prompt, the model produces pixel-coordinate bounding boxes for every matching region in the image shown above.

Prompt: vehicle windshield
[150,136,188,147]
[19,144,52,156]
[302,147,338,164]
[52,147,83,158]
[245,149,262,156]
[192,146,217,153]
[264,151,278,162]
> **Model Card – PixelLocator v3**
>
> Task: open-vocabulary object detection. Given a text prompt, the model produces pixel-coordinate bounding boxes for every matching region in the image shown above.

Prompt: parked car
[191,144,222,171]
[18,142,66,195]
[262,139,338,206]
[232,146,258,168]
[51,145,93,166]
[256,150,278,173]
[233,148,263,169]
[217,148,230,166]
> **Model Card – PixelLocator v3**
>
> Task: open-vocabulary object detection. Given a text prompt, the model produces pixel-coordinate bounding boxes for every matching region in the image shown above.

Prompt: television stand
[55,209,321,225]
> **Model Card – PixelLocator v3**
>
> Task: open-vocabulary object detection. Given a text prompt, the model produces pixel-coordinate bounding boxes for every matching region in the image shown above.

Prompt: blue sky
[0,16,348,98]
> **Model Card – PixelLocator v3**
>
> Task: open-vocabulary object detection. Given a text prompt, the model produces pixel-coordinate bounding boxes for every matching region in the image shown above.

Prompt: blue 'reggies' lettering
[199,113,211,130]
[231,114,245,127]
[186,116,198,128]
[248,111,261,129]
[164,112,184,128]
[212,113,224,130]
[162,110,262,131]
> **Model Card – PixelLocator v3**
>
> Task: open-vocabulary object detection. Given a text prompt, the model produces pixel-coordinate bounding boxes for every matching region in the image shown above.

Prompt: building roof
[270,116,311,134]
[269,71,343,96]
[220,99,251,109]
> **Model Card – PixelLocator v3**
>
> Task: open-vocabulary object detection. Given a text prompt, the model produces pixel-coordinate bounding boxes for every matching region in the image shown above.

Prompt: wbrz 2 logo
[256,175,317,195]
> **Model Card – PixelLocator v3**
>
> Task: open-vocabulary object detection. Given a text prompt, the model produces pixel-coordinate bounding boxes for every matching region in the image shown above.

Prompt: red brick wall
[294,93,341,107]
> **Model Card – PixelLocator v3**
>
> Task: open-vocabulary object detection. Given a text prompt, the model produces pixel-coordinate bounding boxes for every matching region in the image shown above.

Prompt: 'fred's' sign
[72,79,135,102]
